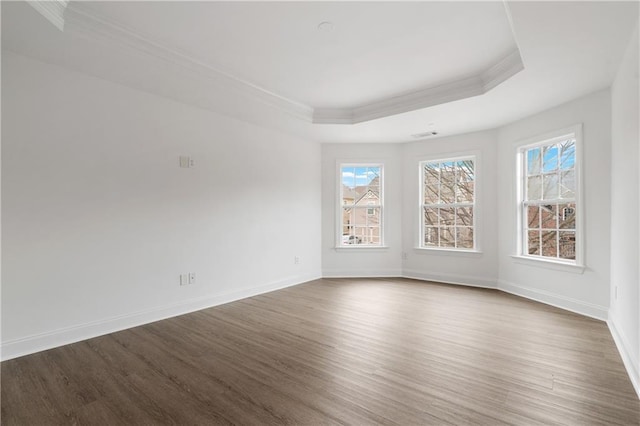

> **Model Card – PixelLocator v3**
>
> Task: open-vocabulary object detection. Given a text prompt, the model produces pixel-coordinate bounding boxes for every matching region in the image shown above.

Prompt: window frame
[336,162,385,248]
[514,124,584,270]
[418,154,479,252]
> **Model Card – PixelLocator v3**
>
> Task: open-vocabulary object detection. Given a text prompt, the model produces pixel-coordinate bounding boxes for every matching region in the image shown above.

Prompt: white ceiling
[79,1,517,109]
[2,1,638,143]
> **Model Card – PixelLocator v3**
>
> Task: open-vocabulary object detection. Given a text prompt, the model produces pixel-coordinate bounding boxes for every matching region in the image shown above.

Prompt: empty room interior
[2,0,640,424]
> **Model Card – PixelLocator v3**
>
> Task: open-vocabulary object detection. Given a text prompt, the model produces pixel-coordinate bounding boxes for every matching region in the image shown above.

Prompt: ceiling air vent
[411,131,438,139]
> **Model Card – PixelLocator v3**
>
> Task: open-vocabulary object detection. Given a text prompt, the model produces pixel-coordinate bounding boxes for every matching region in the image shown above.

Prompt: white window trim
[335,246,390,252]
[416,151,481,253]
[413,247,484,257]
[513,124,585,269]
[335,161,385,248]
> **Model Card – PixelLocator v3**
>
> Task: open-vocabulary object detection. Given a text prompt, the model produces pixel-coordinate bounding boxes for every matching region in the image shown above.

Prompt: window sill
[413,247,483,257]
[335,246,390,252]
[510,255,585,274]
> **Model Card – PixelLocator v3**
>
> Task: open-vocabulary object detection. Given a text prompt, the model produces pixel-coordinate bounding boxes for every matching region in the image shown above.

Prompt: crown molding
[27,0,69,31]
[62,2,314,122]
[314,75,483,124]
[481,49,524,92]
[314,48,524,124]
[55,2,522,126]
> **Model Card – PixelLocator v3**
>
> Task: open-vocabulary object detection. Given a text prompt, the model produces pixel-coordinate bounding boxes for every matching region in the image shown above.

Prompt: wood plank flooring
[2,278,639,425]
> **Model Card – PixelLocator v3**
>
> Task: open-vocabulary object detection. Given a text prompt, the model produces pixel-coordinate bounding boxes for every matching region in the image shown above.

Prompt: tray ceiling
[2,1,638,143]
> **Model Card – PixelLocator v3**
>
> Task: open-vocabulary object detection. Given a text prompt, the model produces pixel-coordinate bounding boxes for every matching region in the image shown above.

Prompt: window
[518,126,581,264]
[420,157,475,250]
[339,164,383,246]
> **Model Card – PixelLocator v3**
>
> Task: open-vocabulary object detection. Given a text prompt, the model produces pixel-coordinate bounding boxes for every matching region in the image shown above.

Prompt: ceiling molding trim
[314,76,484,124]
[481,49,524,92]
[27,0,69,31]
[312,109,354,125]
[352,75,484,124]
[313,48,524,125]
[62,3,314,122]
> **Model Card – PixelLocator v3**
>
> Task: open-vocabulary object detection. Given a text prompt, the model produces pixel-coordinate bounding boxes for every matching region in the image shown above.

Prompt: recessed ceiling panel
[79,1,518,109]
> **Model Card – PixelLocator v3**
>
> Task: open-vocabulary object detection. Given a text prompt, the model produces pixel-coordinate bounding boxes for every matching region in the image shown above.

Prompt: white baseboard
[402,269,497,289]
[322,268,403,278]
[1,272,321,361]
[607,317,640,399]
[497,279,608,321]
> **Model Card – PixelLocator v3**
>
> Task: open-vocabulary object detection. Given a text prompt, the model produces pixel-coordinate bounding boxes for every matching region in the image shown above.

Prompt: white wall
[496,89,612,320]
[1,52,322,360]
[609,24,639,396]
[321,143,403,277]
[401,131,499,288]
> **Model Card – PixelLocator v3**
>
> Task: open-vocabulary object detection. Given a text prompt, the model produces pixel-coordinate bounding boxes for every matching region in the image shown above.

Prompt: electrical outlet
[294,256,300,265]
[401,252,408,260]
[180,274,189,286]
[188,272,196,285]
[179,156,195,168]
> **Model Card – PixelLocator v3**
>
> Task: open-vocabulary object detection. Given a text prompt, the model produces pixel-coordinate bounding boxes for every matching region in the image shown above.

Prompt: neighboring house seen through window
[339,164,383,246]
[519,127,581,264]
[420,157,476,250]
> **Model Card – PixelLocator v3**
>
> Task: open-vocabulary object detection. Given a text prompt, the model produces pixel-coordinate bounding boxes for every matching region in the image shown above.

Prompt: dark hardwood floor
[2,278,639,425]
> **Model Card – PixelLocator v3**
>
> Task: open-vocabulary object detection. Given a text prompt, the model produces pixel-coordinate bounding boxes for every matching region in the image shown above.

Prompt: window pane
[543,173,559,200]
[424,163,440,186]
[342,188,355,205]
[424,184,439,204]
[458,160,474,182]
[440,227,455,247]
[528,230,540,255]
[361,190,380,208]
[559,139,576,170]
[440,162,455,186]
[456,227,473,249]
[456,207,473,226]
[341,166,356,205]
[439,208,455,226]
[456,182,474,203]
[424,227,438,246]
[366,207,381,227]
[424,207,438,226]
[543,145,558,172]
[359,225,380,245]
[440,183,455,204]
[354,166,368,188]
[352,227,366,245]
[527,148,541,175]
[527,205,540,229]
[353,207,368,226]
[342,208,354,235]
[560,170,575,199]
[541,231,558,257]
[367,187,380,200]
[559,231,576,260]
[367,166,381,183]
[541,204,558,229]
[367,169,380,199]
[558,203,576,229]
[341,167,356,189]
[527,175,542,200]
